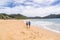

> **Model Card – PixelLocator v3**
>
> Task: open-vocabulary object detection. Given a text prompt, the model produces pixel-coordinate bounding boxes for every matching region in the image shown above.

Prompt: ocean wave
[31,21,60,33]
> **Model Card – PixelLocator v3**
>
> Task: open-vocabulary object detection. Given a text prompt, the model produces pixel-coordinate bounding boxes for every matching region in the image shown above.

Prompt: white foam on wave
[23,20,60,33]
[31,21,54,27]
[43,26,60,33]
[31,21,60,33]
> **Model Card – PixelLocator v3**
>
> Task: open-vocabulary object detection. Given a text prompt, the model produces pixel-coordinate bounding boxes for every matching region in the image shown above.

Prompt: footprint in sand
[21,31,26,35]
[29,36,36,39]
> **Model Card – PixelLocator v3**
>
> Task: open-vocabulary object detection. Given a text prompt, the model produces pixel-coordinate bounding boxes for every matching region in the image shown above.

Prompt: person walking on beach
[26,21,31,28]
[26,21,28,28]
[28,21,31,28]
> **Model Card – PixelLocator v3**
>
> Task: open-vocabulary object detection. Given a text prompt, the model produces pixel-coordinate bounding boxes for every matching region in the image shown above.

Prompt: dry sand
[0,20,60,40]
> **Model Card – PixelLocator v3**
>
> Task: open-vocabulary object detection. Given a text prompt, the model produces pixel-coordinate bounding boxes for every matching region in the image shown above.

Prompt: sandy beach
[0,20,60,40]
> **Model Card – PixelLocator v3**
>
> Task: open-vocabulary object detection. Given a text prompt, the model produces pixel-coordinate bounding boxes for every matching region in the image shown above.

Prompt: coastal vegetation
[0,13,28,19]
[0,13,60,19]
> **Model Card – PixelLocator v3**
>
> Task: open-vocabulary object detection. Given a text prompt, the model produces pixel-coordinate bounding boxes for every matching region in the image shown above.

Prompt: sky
[0,0,60,17]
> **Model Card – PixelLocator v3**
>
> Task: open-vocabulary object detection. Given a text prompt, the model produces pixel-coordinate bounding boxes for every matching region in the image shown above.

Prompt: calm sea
[29,18,60,33]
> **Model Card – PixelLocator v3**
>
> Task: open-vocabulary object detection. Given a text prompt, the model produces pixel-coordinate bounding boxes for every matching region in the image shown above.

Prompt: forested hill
[0,13,27,19]
[28,14,60,19]
[0,13,60,19]
[43,14,60,18]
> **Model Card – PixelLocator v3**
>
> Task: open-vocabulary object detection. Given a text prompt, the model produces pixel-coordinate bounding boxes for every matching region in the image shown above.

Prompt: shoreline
[0,20,60,40]
[1,19,60,33]
[43,26,60,34]
[32,25,60,34]
[32,24,60,34]
[30,20,60,34]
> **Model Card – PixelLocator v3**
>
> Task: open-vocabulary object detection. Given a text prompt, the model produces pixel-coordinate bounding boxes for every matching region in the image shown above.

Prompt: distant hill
[28,16,42,19]
[0,13,28,19]
[0,13,60,19]
[28,14,60,19]
[43,14,60,18]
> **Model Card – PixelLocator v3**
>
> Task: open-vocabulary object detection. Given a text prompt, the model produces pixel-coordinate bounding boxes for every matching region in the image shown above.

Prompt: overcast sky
[0,0,60,17]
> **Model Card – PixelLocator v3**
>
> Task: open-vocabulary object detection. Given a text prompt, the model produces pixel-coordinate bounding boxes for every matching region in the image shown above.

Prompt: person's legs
[26,22,27,28]
[29,22,30,28]
[29,25,30,28]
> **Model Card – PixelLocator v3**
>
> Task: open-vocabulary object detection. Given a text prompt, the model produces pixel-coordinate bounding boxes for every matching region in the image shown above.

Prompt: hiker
[26,21,31,28]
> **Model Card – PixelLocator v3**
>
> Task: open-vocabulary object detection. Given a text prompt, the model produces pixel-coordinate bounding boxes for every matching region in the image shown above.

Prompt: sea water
[29,18,60,33]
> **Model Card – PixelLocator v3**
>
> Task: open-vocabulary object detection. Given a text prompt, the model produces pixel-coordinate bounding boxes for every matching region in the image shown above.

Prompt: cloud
[0,0,60,17]
[0,6,24,14]
[51,0,60,6]
[14,0,25,3]
[33,0,57,6]
[0,0,8,5]
[0,0,12,6]
[20,5,60,17]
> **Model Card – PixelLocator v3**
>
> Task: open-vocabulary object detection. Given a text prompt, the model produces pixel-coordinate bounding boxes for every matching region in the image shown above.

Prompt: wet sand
[0,20,60,40]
